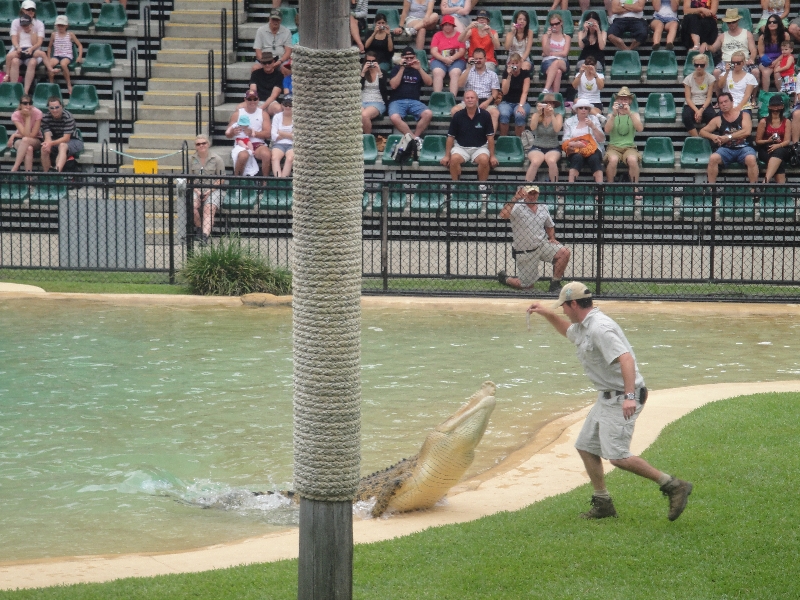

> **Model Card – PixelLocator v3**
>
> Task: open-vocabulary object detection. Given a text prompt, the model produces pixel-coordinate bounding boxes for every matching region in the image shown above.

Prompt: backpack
[390,132,418,165]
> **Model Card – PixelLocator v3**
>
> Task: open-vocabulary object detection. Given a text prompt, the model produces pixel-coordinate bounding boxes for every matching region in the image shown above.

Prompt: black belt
[602,387,648,404]
[512,247,539,257]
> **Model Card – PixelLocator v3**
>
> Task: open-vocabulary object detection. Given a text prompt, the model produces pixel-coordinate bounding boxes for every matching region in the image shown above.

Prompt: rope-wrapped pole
[292,0,363,593]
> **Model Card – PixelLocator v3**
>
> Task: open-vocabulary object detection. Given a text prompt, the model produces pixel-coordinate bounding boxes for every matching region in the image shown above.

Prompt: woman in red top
[755,95,791,182]
[458,10,500,70]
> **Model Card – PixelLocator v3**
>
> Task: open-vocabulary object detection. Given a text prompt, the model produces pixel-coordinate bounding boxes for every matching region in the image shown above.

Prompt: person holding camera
[572,56,605,118]
[715,50,758,114]
[440,90,498,181]
[388,46,434,145]
[576,12,607,73]
[540,14,571,94]
[524,94,563,184]
[710,10,757,82]
[459,10,501,71]
[6,3,46,95]
[504,11,534,70]
[364,13,395,73]
[755,94,791,183]
[361,51,390,134]
[451,48,500,132]
[604,87,644,185]
[700,91,758,184]
[498,53,531,137]
[430,15,467,96]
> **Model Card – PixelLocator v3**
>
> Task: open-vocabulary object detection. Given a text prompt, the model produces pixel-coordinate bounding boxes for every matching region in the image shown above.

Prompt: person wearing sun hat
[527,282,694,522]
[252,8,292,71]
[497,185,570,293]
[459,9,501,70]
[430,14,467,96]
[710,8,757,81]
[604,86,643,185]
[755,94,791,183]
[562,98,606,183]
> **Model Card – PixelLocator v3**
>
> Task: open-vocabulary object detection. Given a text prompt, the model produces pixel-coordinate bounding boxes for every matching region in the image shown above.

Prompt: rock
[241,293,292,307]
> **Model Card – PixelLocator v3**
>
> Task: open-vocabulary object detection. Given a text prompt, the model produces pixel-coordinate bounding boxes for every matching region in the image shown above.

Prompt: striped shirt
[41,109,77,140]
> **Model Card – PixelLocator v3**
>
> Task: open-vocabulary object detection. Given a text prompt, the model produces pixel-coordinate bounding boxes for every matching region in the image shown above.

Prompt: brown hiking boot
[660,477,693,521]
[580,495,618,519]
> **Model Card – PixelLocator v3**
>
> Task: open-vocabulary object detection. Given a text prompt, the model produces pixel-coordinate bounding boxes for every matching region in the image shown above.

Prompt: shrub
[180,236,292,296]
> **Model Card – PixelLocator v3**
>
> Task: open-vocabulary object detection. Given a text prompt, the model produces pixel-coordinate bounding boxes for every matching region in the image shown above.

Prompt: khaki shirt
[190,153,226,176]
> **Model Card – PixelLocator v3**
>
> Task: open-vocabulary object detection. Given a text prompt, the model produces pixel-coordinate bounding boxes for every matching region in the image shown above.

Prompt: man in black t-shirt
[248,52,284,116]
[440,90,498,181]
[388,46,434,144]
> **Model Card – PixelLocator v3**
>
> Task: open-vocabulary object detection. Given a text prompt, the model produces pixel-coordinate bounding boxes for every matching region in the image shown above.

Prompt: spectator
[46,16,82,95]
[388,46,434,145]
[757,16,790,92]
[524,93,563,183]
[189,134,226,246]
[226,90,271,177]
[682,52,717,136]
[361,51,389,134]
[716,51,758,114]
[550,0,568,11]
[710,10,757,80]
[504,10,534,70]
[439,0,473,34]
[650,0,679,50]
[452,48,500,132]
[282,61,292,95]
[497,185,570,293]
[572,56,605,118]
[788,13,800,44]
[498,53,531,137]
[364,13,395,72]
[607,0,648,52]
[776,40,796,92]
[39,97,83,173]
[576,12,607,73]
[351,0,368,53]
[440,90,498,180]
[7,4,46,95]
[540,12,571,94]
[459,10,501,71]
[681,0,718,53]
[253,10,292,72]
[395,0,439,51]
[248,52,284,116]
[430,15,466,96]
[755,0,789,34]
[562,99,606,183]
[8,94,42,173]
[700,91,757,184]
[604,87,643,184]
[755,95,791,183]
[270,96,294,177]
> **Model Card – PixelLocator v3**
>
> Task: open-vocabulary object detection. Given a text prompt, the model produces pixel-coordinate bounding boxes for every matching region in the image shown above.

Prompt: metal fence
[1,174,799,301]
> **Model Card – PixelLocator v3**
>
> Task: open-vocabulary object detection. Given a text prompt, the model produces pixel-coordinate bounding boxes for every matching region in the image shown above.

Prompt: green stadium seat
[362,134,377,165]
[414,49,429,72]
[760,193,796,220]
[429,91,455,120]
[0,82,23,111]
[546,10,573,36]
[494,136,524,166]
[0,39,6,69]
[526,10,540,36]
[578,9,609,32]
[259,178,293,211]
[720,8,753,33]
[720,193,755,219]
[680,137,712,169]
[486,9,505,33]
[32,83,62,111]
[679,188,713,218]
[418,135,447,166]
[66,85,99,114]
[381,134,404,166]
[0,0,20,27]
[0,179,28,204]
[683,51,714,76]
[641,186,675,217]
[603,185,636,217]
[537,92,565,116]
[647,50,678,81]
[81,44,116,73]
[757,91,792,119]
[280,7,298,33]
[610,51,642,79]
[29,182,68,205]
[644,93,676,124]
[65,2,93,31]
[448,183,482,214]
[411,183,446,213]
[375,8,400,30]
[642,137,675,168]
[222,182,259,210]
[386,184,411,212]
[564,184,596,216]
[0,125,8,156]
[362,190,373,212]
[37,0,57,26]
[95,2,128,32]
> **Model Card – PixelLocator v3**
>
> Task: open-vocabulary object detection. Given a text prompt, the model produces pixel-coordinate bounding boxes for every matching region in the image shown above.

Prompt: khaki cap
[552,281,593,308]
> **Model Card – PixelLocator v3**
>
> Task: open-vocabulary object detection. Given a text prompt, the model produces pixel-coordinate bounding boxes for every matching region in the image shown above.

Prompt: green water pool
[1,298,798,562]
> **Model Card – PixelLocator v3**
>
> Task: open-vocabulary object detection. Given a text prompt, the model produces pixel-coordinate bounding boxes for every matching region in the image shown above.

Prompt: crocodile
[355,381,496,517]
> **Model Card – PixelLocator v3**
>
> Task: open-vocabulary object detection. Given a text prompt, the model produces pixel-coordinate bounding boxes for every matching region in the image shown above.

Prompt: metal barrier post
[220,9,228,98]
[381,184,388,291]
[113,90,123,167]
[181,140,189,173]
[168,178,175,284]
[709,184,718,280]
[143,6,152,80]
[129,48,138,122]
[208,50,215,139]
[595,183,604,295]
[232,0,239,57]
[445,184,452,277]
[195,92,202,136]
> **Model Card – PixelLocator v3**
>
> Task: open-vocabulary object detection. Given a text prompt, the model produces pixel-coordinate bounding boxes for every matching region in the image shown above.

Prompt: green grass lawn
[3,391,799,599]
[0,270,191,295]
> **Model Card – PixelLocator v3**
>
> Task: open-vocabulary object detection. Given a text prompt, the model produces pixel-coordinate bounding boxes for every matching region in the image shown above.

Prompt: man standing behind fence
[497,185,570,293]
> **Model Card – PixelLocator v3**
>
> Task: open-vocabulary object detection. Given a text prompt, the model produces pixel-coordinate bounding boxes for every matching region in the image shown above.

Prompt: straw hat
[616,86,635,99]
[541,93,562,107]
[722,8,742,23]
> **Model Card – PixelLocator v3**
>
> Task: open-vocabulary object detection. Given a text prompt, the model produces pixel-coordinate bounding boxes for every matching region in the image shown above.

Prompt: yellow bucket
[133,159,158,174]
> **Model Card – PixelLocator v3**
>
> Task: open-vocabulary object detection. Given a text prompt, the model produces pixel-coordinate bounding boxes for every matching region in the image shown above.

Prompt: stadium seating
[65,2,93,31]
[222,182,260,210]
[526,9,540,36]
[644,93,676,124]
[374,7,400,30]
[610,51,642,79]
[259,179,293,210]
[67,85,100,115]
[536,92,565,116]
[381,134,405,166]
[0,0,19,27]
[0,125,9,156]
[95,2,128,32]
[418,135,447,166]
[429,92,456,120]
[679,187,713,218]
[29,183,68,205]
[604,185,636,217]
[486,9,505,33]
[363,134,378,165]
[641,187,676,217]
[680,137,712,169]
[0,82,23,111]
[0,39,6,70]
[719,193,755,219]
[647,50,678,81]
[32,84,62,111]
[414,49,429,71]
[494,136,524,167]
[760,193,796,219]
[683,51,714,76]
[37,1,57,27]
[642,137,675,168]
[757,91,792,119]
[81,44,116,73]
[280,7,298,33]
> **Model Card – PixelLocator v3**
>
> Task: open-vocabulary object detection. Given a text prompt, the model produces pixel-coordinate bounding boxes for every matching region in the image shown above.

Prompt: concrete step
[134,120,209,135]
[173,0,242,10]
[143,90,224,105]
[137,104,207,121]
[147,77,218,92]
[169,10,245,25]
[161,37,233,51]
[128,133,198,150]
[166,23,235,37]
[156,49,235,64]
[152,63,222,79]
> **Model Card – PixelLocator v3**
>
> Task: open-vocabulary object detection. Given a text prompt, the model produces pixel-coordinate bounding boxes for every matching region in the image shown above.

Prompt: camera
[772,133,781,142]
[538,103,547,110]
[468,58,476,65]
[511,65,518,71]
[614,103,621,110]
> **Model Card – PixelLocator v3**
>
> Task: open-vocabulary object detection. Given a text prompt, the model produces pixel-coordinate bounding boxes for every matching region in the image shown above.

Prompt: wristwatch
[624,392,636,401]
[727,134,733,141]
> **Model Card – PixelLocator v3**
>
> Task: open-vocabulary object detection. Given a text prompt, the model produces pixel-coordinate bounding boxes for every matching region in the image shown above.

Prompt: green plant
[179,236,292,296]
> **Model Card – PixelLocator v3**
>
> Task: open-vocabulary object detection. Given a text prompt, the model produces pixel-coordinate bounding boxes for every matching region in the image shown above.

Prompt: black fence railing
[0,176,798,301]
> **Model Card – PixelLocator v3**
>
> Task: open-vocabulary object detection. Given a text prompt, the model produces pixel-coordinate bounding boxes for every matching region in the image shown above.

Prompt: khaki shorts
[515,241,563,288]
[604,145,641,164]
[451,143,490,162]
[575,392,643,460]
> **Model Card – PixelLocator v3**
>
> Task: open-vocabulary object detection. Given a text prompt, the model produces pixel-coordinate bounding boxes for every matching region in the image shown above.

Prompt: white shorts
[231,144,260,176]
[194,187,223,209]
[451,143,489,162]
[515,241,563,287]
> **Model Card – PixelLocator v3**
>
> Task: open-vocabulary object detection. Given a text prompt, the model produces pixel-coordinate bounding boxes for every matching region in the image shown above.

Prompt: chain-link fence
[1,174,799,301]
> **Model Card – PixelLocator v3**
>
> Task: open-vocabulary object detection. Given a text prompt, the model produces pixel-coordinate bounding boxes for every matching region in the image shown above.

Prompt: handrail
[220,9,228,99]
[101,139,109,171]
[143,5,152,80]
[129,48,138,122]
[113,90,123,167]
[195,92,202,137]
[232,0,239,57]
[181,140,189,173]
[208,49,215,140]
[157,0,166,40]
